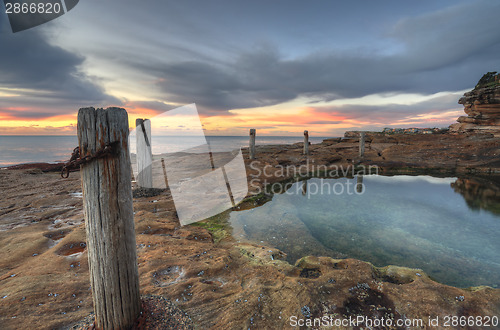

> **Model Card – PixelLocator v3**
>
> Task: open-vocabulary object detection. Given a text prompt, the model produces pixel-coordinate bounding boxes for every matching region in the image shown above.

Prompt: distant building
[382,127,448,135]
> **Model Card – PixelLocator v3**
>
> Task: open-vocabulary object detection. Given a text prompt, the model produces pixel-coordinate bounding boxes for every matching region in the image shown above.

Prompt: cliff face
[450,74,500,136]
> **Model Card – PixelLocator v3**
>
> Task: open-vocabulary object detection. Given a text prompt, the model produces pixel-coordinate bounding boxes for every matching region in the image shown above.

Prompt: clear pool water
[230,175,500,288]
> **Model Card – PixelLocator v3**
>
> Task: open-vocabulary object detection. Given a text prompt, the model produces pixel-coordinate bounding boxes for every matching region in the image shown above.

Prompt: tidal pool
[229,175,500,288]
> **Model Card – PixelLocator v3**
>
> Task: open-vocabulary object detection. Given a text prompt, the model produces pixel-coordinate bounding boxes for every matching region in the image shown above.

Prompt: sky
[0,0,499,136]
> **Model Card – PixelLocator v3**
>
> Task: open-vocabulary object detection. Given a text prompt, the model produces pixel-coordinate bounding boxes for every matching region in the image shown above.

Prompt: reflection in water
[356,175,364,194]
[230,175,500,288]
[451,177,500,215]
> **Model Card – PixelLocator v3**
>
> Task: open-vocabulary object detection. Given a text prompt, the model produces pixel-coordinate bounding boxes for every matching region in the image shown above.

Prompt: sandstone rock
[450,72,500,136]
[294,255,321,270]
[321,137,342,145]
[3,141,500,328]
[374,265,427,285]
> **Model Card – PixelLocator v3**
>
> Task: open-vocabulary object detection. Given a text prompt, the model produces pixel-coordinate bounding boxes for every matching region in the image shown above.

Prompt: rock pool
[230,175,500,288]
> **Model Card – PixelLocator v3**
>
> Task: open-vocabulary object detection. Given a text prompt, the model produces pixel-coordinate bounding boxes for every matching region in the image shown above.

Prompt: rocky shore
[2,78,500,329]
[2,129,500,329]
[450,72,500,136]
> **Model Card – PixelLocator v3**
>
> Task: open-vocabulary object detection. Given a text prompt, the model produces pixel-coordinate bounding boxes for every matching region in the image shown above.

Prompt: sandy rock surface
[1,155,500,329]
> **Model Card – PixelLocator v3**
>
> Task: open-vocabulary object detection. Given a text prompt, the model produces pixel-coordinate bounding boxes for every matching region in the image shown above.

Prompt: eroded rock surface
[450,73,500,136]
[0,170,499,329]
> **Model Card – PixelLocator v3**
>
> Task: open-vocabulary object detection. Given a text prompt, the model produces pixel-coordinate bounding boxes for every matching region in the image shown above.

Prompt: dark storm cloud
[0,18,119,113]
[150,48,296,111]
[1,0,497,123]
[133,1,500,113]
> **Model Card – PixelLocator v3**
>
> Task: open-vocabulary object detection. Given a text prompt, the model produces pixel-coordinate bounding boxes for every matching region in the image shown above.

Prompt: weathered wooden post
[249,128,256,160]
[136,118,153,188]
[79,107,141,329]
[303,130,309,155]
[359,132,365,158]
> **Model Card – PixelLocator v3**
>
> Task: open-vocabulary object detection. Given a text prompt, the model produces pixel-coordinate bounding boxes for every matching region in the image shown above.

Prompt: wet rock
[374,265,425,284]
[341,282,400,321]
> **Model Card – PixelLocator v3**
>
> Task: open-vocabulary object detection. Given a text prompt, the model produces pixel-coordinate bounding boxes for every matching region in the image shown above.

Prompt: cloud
[313,92,463,125]
[124,100,179,113]
[0,18,119,117]
[306,121,343,125]
[0,124,76,135]
[1,0,498,131]
[0,108,59,119]
[389,2,500,72]
[121,0,500,114]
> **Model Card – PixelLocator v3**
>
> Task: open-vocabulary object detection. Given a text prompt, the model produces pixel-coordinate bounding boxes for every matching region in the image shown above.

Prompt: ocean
[0,135,332,167]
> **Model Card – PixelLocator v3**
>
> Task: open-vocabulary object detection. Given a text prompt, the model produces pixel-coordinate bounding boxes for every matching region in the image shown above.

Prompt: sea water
[0,135,329,167]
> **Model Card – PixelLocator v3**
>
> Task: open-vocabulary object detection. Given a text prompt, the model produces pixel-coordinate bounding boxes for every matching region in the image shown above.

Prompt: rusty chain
[61,141,119,178]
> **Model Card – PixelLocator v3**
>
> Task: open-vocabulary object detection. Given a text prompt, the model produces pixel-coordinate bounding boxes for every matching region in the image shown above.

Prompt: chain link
[61,141,119,178]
